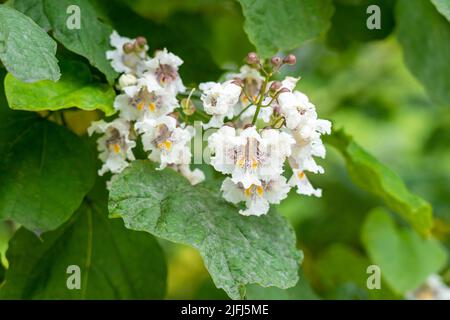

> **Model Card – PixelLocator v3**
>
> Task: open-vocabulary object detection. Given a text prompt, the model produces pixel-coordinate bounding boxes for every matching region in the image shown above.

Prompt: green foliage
[108,161,302,300]
[238,0,334,58]
[326,129,433,236]
[361,208,447,294]
[396,0,450,106]
[431,0,450,21]
[0,184,167,299]
[12,0,51,31]
[0,4,60,82]
[0,105,95,232]
[5,60,116,116]
[326,0,395,50]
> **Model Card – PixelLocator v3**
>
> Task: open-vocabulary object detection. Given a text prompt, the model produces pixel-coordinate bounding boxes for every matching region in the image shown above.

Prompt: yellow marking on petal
[113,143,121,154]
[297,171,305,179]
[237,157,245,168]
[242,96,248,103]
[244,186,252,197]
[149,102,156,112]
[158,140,172,150]
[256,186,264,196]
[251,159,258,169]
[137,102,144,110]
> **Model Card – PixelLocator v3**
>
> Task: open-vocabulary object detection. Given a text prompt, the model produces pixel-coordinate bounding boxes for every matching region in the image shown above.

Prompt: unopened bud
[270,56,282,67]
[181,98,196,116]
[118,74,137,89]
[134,36,147,51]
[246,52,259,65]
[283,54,297,65]
[123,42,135,54]
[270,81,282,92]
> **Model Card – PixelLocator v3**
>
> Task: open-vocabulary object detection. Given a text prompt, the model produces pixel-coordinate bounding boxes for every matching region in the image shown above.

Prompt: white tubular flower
[106,31,148,75]
[288,169,322,197]
[221,176,290,216]
[145,48,185,94]
[114,75,178,121]
[228,65,264,105]
[200,81,241,129]
[406,274,450,300]
[208,126,293,189]
[135,116,193,169]
[88,119,136,176]
[178,164,205,185]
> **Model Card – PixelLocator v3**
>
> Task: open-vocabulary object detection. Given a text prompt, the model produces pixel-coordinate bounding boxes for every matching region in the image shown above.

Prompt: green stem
[230,103,254,122]
[251,76,270,125]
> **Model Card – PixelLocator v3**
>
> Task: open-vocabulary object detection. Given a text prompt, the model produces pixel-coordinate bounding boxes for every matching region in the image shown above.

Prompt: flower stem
[251,75,270,125]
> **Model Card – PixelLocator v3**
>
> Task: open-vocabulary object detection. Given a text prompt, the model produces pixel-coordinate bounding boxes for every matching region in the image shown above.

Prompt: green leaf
[361,208,447,294]
[12,0,51,31]
[42,0,118,83]
[246,269,320,300]
[237,0,334,58]
[5,60,116,116]
[0,105,95,232]
[0,187,167,299]
[396,0,450,106]
[431,0,450,21]
[326,129,433,236]
[108,161,302,300]
[0,5,60,82]
[326,0,395,50]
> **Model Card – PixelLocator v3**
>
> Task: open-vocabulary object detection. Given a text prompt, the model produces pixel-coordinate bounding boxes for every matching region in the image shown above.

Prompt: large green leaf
[0,186,167,299]
[237,0,334,58]
[34,0,118,83]
[361,208,447,294]
[5,60,116,116]
[0,105,95,232]
[431,0,450,21]
[108,161,302,300]
[396,0,450,106]
[326,129,433,236]
[12,0,51,31]
[0,5,59,82]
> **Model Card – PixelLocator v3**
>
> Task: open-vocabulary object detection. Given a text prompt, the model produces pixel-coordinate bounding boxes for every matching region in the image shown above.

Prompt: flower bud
[134,36,147,51]
[270,81,282,92]
[118,74,137,89]
[270,56,282,67]
[181,98,196,116]
[283,54,297,65]
[123,42,134,54]
[246,52,259,65]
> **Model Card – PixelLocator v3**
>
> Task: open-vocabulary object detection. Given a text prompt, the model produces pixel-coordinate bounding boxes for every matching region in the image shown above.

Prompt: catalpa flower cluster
[89,32,331,217]
[88,31,204,185]
[205,53,331,216]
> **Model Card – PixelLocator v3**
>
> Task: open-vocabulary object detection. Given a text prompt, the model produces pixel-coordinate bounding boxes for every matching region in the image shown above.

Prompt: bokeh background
[1,0,449,300]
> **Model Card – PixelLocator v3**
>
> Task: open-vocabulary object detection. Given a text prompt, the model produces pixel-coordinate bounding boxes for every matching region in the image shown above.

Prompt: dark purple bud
[270,56,282,67]
[283,54,297,65]
[246,52,259,65]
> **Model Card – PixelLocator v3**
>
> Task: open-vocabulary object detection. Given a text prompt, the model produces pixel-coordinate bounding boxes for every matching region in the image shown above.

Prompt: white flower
[106,31,148,75]
[278,90,318,131]
[178,164,205,185]
[406,274,450,300]
[88,118,136,176]
[200,81,241,129]
[114,75,178,121]
[288,169,322,197]
[221,176,290,216]
[208,126,294,189]
[145,48,185,94]
[135,116,193,169]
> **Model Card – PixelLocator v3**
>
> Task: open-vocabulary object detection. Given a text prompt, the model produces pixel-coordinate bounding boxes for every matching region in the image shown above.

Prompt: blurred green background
[1,0,449,300]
